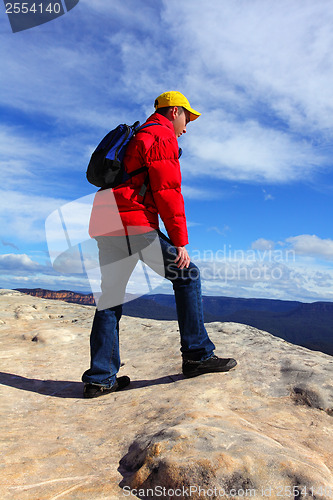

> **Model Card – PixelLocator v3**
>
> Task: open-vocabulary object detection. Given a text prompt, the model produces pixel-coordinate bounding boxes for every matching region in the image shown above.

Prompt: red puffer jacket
[89,113,189,247]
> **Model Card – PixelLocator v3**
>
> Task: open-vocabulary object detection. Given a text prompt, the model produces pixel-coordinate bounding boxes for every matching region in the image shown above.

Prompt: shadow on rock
[0,372,184,399]
[127,374,184,390]
[0,372,83,398]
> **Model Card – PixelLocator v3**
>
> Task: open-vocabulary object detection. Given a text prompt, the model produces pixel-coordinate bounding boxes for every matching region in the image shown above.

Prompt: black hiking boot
[182,355,237,379]
[83,375,131,399]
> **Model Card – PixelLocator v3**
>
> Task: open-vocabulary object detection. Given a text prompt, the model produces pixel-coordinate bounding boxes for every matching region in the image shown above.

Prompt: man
[82,91,237,398]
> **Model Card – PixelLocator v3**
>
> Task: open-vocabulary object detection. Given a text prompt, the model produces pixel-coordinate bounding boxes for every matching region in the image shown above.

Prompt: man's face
[172,108,190,138]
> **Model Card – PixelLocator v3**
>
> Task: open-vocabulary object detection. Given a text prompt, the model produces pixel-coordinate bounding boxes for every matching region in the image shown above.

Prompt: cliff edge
[0,289,332,499]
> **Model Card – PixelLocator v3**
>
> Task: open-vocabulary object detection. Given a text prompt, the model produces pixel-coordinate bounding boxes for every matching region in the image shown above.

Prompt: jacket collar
[145,112,175,134]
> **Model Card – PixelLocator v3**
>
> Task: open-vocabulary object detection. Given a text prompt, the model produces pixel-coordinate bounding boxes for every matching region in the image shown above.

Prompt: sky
[1,0,333,302]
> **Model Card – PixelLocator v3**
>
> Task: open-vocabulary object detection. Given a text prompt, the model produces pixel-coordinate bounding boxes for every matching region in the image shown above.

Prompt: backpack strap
[131,122,182,199]
[134,122,163,199]
[122,123,158,189]
[138,172,150,198]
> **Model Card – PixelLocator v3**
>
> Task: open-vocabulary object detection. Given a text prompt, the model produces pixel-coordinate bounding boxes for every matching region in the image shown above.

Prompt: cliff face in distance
[0,289,332,499]
[16,288,96,306]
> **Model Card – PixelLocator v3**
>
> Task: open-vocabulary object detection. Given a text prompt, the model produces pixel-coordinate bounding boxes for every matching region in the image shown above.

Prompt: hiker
[82,91,237,398]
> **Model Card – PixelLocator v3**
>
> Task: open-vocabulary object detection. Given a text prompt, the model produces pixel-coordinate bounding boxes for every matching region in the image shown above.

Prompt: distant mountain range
[15,288,333,357]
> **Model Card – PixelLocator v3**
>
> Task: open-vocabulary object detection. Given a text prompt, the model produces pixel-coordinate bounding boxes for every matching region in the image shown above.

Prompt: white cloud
[286,234,333,260]
[0,126,45,188]
[0,252,92,291]
[192,255,333,302]
[0,1,164,128]
[187,233,333,300]
[0,254,40,272]
[0,273,92,293]
[186,114,323,183]
[1,244,333,303]
[251,239,275,251]
[162,0,333,182]
[0,124,96,204]
[0,190,69,243]
[163,0,333,133]
[181,184,221,200]
[1,0,333,187]
[251,234,333,261]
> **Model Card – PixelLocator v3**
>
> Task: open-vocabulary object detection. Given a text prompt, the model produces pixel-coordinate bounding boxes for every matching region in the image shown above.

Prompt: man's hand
[175,246,191,269]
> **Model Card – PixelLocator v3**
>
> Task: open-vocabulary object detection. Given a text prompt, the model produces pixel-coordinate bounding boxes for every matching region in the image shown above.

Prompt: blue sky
[1,0,333,302]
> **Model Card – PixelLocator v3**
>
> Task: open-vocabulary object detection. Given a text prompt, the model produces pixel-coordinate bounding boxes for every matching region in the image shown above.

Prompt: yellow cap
[154,91,201,121]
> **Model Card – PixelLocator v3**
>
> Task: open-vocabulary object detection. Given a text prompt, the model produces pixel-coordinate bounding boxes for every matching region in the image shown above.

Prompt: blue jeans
[82,230,215,387]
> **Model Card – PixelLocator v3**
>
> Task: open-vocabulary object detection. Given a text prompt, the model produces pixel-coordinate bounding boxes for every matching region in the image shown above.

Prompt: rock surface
[0,289,332,499]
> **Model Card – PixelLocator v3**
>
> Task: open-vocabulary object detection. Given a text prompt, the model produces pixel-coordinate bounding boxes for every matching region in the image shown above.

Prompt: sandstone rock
[0,290,332,499]
[16,287,96,305]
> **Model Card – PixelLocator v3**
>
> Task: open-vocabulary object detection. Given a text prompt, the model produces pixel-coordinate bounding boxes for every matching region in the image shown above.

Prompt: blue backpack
[86,121,158,194]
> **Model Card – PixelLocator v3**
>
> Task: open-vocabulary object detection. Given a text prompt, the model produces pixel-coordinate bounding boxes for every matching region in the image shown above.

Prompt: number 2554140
[5,3,62,15]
